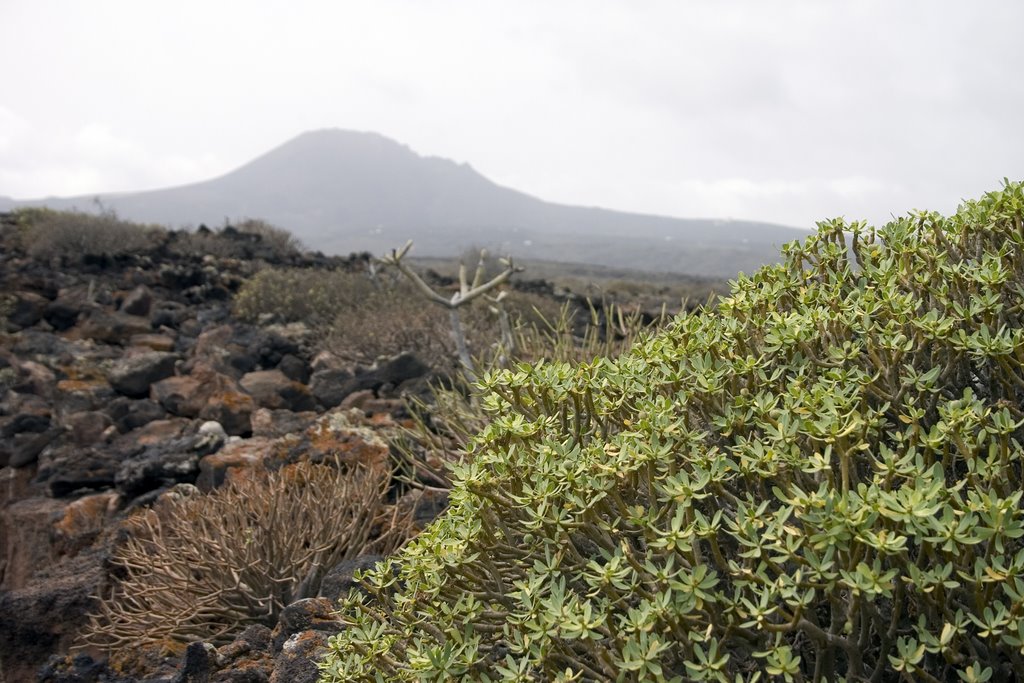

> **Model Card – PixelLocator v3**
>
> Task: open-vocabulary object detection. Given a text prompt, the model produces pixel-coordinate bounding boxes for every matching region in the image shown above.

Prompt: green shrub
[319,181,1024,681]
[14,207,164,260]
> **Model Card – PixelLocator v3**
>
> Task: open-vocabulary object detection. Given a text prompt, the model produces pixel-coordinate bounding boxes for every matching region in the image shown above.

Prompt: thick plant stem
[450,308,475,378]
[379,241,521,374]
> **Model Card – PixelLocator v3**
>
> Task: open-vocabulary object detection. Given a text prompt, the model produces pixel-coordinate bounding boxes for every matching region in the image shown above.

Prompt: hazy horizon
[2,1,1023,229]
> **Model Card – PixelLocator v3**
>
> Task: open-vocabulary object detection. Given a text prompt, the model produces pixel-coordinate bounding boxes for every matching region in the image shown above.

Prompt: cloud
[0,113,226,199]
[0,0,1021,227]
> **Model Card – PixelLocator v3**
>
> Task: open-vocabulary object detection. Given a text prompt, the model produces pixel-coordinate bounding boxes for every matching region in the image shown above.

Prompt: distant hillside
[5,130,811,277]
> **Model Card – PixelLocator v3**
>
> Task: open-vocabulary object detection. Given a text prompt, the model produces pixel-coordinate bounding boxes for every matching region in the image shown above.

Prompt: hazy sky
[1,1,1022,228]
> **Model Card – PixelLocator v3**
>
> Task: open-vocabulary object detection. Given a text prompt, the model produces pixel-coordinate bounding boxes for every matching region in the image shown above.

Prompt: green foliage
[13,207,164,260]
[319,181,1024,681]
[396,301,667,489]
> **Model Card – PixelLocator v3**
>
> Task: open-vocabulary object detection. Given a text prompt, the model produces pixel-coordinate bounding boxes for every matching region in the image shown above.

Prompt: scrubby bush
[233,266,371,329]
[319,182,1024,681]
[84,459,408,656]
[233,262,564,372]
[14,207,164,260]
[169,218,303,262]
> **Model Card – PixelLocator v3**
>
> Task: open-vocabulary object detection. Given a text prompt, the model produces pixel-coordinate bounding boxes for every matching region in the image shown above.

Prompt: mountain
[4,129,811,277]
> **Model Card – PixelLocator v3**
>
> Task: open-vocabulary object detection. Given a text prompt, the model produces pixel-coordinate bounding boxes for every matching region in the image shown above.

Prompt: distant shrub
[320,182,1024,681]
[84,458,407,656]
[169,219,303,262]
[234,263,557,371]
[14,208,164,261]
[233,267,369,329]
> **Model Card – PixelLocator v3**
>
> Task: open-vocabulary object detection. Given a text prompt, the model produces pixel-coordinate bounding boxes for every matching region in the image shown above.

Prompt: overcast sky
[1,1,1021,228]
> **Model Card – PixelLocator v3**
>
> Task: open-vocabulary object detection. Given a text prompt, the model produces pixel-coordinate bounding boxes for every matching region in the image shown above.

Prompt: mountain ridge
[3,129,810,276]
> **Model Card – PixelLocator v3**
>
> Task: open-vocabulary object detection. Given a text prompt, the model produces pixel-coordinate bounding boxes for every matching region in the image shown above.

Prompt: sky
[1,0,1022,229]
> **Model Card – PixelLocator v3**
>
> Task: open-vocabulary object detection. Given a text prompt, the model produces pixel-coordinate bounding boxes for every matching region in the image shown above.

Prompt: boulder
[107,351,178,397]
[310,353,429,408]
[239,370,316,412]
[51,491,120,557]
[104,397,168,433]
[207,625,274,682]
[153,365,255,435]
[7,291,49,329]
[4,428,61,468]
[318,554,384,602]
[0,551,105,683]
[151,375,205,416]
[43,299,83,331]
[128,332,177,352]
[250,409,317,439]
[199,389,256,436]
[65,410,114,446]
[308,368,353,408]
[37,444,122,497]
[276,354,309,384]
[119,284,153,316]
[270,597,341,654]
[269,630,331,683]
[196,438,272,492]
[76,310,152,345]
[0,496,68,591]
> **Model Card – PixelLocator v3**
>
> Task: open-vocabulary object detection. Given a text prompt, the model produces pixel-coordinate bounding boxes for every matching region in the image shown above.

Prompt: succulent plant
[319,181,1024,681]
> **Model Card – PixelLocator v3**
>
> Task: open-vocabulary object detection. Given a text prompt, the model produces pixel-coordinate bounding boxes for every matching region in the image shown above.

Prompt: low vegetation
[84,459,408,657]
[9,208,302,263]
[319,182,1024,681]
[12,207,164,260]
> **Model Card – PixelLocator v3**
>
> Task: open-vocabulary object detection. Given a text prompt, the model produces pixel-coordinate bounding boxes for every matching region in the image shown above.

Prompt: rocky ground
[0,219,451,682]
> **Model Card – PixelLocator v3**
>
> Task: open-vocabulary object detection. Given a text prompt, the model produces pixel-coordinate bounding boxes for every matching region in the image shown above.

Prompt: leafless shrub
[83,459,408,653]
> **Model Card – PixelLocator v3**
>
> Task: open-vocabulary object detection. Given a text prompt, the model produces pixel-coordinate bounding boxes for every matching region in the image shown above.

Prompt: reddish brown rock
[196,438,272,492]
[198,388,255,436]
[268,409,390,470]
[240,369,316,412]
[76,310,152,345]
[153,364,254,435]
[129,332,177,352]
[250,408,318,439]
[52,491,120,556]
[151,375,205,416]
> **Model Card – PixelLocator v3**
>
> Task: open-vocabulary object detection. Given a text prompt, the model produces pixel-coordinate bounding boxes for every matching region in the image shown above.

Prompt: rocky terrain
[0,216,452,682]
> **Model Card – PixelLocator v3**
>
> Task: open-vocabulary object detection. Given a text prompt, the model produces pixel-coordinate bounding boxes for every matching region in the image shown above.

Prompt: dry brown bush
[15,208,165,260]
[83,459,408,653]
